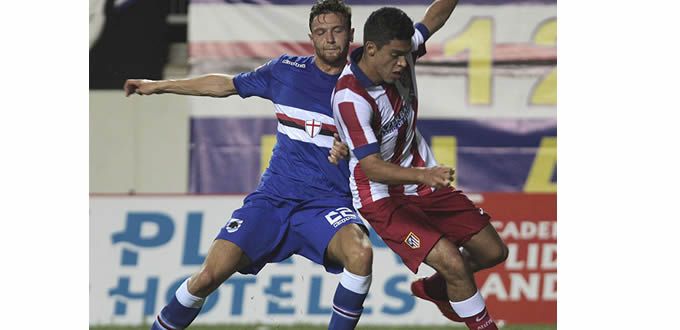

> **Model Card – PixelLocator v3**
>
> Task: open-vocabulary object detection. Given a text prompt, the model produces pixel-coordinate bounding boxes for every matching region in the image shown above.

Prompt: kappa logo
[282,59,306,69]
[305,119,322,138]
[225,218,244,233]
[405,232,420,249]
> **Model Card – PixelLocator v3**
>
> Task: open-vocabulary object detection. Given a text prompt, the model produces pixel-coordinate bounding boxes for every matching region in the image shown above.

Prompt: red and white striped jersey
[332,23,439,209]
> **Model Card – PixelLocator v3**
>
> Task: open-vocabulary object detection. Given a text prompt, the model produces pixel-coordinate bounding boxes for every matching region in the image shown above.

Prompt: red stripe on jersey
[384,85,409,165]
[353,163,374,205]
[336,75,383,140]
[276,112,305,126]
[275,113,338,133]
[338,102,369,147]
[411,139,432,196]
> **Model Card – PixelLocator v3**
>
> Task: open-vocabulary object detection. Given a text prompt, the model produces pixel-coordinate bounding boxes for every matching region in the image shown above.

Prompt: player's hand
[328,133,349,165]
[124,79,159,97]
[418,166,455,189]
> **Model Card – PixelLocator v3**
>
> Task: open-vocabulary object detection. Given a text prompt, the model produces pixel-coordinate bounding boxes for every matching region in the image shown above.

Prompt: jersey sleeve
[232,56,279,99]
[411,22,431,60]
[333,93,380,160]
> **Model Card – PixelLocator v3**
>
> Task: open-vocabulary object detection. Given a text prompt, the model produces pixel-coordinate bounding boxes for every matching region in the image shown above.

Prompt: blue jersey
[233,55,351,200]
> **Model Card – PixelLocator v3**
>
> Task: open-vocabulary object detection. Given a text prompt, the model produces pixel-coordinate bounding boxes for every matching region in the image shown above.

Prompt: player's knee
[476,242,508,269]
[342,237,373,274]
[430,247,468,282]
[493,242,509,266]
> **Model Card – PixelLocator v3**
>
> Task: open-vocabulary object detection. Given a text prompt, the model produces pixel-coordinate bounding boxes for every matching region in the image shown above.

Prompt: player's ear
[366,42,377,56]
[308,32,313,41]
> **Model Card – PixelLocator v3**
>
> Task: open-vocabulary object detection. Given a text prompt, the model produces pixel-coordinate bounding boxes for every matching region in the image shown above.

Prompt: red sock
[423,272,449,301]
[463,308,498,330]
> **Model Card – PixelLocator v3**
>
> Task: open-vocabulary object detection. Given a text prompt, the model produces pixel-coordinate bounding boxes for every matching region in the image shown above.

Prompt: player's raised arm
[124,74,238,98]
[419,0,458,37]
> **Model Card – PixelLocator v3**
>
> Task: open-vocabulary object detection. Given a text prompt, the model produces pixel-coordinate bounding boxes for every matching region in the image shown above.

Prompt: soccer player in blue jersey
[124,1,373,329]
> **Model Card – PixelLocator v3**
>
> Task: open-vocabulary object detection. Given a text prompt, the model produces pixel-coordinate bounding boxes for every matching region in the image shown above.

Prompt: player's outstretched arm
[359,154,454,189]
[124,74,238,98]
[420,0,459,36]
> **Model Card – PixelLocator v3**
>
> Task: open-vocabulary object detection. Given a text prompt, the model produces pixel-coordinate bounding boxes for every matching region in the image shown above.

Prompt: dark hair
[309,0,352,31]
[363,7,414,49]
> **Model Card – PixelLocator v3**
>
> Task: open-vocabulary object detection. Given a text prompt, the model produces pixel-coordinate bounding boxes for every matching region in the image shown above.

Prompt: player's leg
[358,197,467,322]
[411,190,508,314]
[325,223,373,330]
[415,189,500,329]
[290,203,372,330]
[460,223,508,273]
[326,223,372,275]
[151,239,250,330]
[424,238,498,330]
[152,193,288,330]
[413,222,507,317]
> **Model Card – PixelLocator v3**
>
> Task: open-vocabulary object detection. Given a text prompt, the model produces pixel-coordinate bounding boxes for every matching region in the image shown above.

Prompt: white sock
[176,278,205,308]
[449,290,486,318]
[340,269,372,294]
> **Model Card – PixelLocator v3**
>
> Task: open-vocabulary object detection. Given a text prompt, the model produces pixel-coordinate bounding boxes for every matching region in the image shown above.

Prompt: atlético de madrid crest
[405,232,421,249]
[305,119,322,138]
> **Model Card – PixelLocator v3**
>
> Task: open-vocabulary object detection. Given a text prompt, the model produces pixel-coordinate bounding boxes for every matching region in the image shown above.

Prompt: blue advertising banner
[189,118,556,193]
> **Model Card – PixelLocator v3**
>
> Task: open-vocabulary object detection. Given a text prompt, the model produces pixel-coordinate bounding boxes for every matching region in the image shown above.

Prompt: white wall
[89,91,190,193]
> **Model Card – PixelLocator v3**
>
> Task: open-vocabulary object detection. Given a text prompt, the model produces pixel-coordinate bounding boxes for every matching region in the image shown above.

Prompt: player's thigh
[359,197,442,274]
[461,223,508,266]
[290,202,365,274]
[325,223,372,267]
[216,194,290,274]
[415,189,491,246]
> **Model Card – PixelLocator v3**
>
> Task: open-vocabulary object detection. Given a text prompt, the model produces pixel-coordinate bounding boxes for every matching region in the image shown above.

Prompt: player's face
[309,13,353,66]
[370,39,411,84]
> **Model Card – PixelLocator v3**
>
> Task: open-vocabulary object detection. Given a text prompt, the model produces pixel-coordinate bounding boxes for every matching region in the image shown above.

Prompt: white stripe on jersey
[277,123,334,148]
[272,103,336,148]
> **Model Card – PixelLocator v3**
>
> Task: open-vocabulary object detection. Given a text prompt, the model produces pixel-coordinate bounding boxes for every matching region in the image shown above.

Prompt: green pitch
[90,324,556,330]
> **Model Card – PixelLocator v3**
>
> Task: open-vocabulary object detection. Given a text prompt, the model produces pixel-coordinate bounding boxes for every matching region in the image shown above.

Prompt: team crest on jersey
[405,232,420,249]
[305,119,322,138]
[226,218,244,233]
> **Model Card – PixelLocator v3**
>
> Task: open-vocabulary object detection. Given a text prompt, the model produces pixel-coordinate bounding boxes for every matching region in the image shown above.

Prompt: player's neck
[314,57,347,75]
[357,58,382,85]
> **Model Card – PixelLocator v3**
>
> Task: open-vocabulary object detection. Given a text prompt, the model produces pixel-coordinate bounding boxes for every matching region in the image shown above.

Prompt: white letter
[480,273,508,301]
[504,243,524,270]
[542,273,557,301]
[509,273,540,301]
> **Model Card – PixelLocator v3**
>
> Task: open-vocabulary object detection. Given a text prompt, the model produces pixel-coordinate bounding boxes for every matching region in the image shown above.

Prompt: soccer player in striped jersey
[332,3,508,329]
[124,1,372,329]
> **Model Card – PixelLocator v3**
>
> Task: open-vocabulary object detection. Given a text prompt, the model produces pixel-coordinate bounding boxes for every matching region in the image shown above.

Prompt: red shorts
[358,188,490,273]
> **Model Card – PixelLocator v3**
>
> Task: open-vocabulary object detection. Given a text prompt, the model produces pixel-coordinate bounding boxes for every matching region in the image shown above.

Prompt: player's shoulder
[271,54,314,71]
[335,67,369,102]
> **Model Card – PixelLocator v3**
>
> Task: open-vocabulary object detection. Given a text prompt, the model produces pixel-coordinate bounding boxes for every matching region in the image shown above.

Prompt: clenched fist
[328,133,349,165]
[418,166,455,189]
[124,79,160,97]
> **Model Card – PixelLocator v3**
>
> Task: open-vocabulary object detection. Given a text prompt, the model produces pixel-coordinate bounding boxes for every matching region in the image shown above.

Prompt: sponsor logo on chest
[379,103,412,137]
